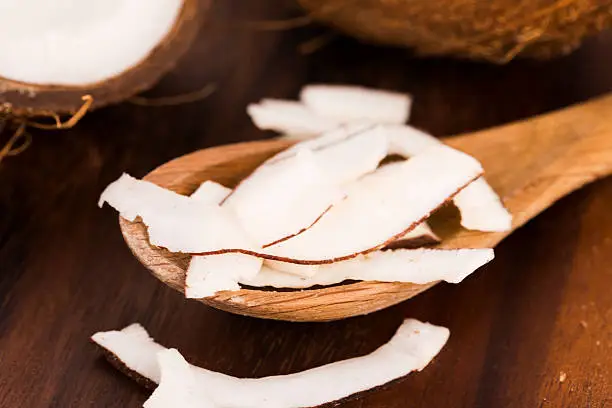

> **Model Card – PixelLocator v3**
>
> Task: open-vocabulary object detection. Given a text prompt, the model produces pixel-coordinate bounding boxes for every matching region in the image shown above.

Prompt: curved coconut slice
[300,84,412,125]
[453,177,512,232]
[99,173,256,253]
[93,319,449,408]
[223,125,388,246]
[144,349,216,408]
[0,0,202,114]
[247,99,341,136]
[385,124,512,231]
[261,145,482,263]
[190,181,231,204]
[242,248,493,289]
[185,254,262,299]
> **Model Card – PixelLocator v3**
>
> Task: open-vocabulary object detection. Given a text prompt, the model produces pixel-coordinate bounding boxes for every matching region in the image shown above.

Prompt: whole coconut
[298,0,612,62]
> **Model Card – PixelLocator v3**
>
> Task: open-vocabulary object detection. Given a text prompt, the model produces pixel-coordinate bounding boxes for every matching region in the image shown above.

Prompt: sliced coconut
[300,84,412,125]
[247,99,341,136]
[185,254,262,299]
[453,177,512,232]
[144,349,216,408]
[223,125,388,246]
[261,145,482,263]
[190,181,231,204]
[94,319,449,408]
[386,222,440,249]
[384,124,512,232]
[0,0,202,113]
[99,173,256,253]
[242,248,493,289]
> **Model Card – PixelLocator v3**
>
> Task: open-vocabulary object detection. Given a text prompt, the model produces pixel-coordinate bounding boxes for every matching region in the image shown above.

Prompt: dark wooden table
[1,2,611,407]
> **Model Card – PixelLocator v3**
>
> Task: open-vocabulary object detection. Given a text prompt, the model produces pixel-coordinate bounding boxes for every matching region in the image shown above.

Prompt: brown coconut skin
[0,0,207,116]
[298,0,612,62]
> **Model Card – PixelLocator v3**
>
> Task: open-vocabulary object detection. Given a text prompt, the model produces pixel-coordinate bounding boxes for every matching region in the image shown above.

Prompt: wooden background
[1,1,611,406]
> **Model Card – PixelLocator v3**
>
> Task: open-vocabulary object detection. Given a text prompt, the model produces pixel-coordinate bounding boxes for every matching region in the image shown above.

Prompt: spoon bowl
[120,94,612,321]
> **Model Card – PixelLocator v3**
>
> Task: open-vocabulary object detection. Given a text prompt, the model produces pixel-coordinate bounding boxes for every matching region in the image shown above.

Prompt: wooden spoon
[119,93,612,322]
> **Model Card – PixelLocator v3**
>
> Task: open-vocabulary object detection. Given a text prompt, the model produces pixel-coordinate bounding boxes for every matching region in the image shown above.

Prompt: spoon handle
[444,93,612,247]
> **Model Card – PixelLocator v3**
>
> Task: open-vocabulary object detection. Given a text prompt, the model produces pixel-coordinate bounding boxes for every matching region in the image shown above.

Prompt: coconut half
[242,248,493,289]
[0,0,203,114]
[93,319,449,408]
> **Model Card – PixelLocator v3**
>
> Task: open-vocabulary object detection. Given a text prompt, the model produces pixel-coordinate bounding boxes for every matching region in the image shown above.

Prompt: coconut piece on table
[0,0,202,114]
[144,349,216,408]
[300,84,411,125]
[93,319,449,408]
[247,99,341,136]
[261,145,483,263]
[190,181,231,204]
[99,173,257,254]
[242,248,493,289]
[223,125,388,247]
[384,124,512,232]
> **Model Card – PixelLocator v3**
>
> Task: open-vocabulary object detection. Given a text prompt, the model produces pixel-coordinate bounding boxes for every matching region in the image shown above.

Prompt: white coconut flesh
[247,99,341,136]
[242,248,493,289]
[92,319,450,408]
[223,125,388,246]
[300,84,412,125]
[100,144,481,263]
[99,174,257,254]
[0,0,184,86]
[190,181,231,204]
[261,145,483,262]
[383,124,512,232]
[185,254,262,298]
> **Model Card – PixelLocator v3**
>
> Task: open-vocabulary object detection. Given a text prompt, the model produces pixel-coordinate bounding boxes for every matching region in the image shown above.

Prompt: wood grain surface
[0,1,611,406]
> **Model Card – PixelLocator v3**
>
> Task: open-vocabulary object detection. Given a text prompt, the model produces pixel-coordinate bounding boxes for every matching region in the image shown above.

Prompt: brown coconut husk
[297,0,612,62]
[0,0,207,117]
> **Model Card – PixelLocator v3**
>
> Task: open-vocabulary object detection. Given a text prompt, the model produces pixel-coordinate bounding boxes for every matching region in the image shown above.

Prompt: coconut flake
[0,0,184,85]
[242,248,493,288]
[453,177,512,232]
[94,319,449,408]
[384,124,512,232]
[300,85,412,125]
[190,181,231,204]
[144,349,216,408]
[223,125,388,246]
[262,145,483,262]
[99,173,256,253]
[247,99,341,136]
[185,254,262,298]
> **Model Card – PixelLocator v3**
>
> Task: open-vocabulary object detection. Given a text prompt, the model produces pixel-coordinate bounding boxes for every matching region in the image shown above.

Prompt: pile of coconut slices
[93,85,511,407]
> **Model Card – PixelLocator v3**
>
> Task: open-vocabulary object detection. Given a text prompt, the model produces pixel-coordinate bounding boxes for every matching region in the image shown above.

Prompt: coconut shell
[298,0,612,62]
[0,0,208,117]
